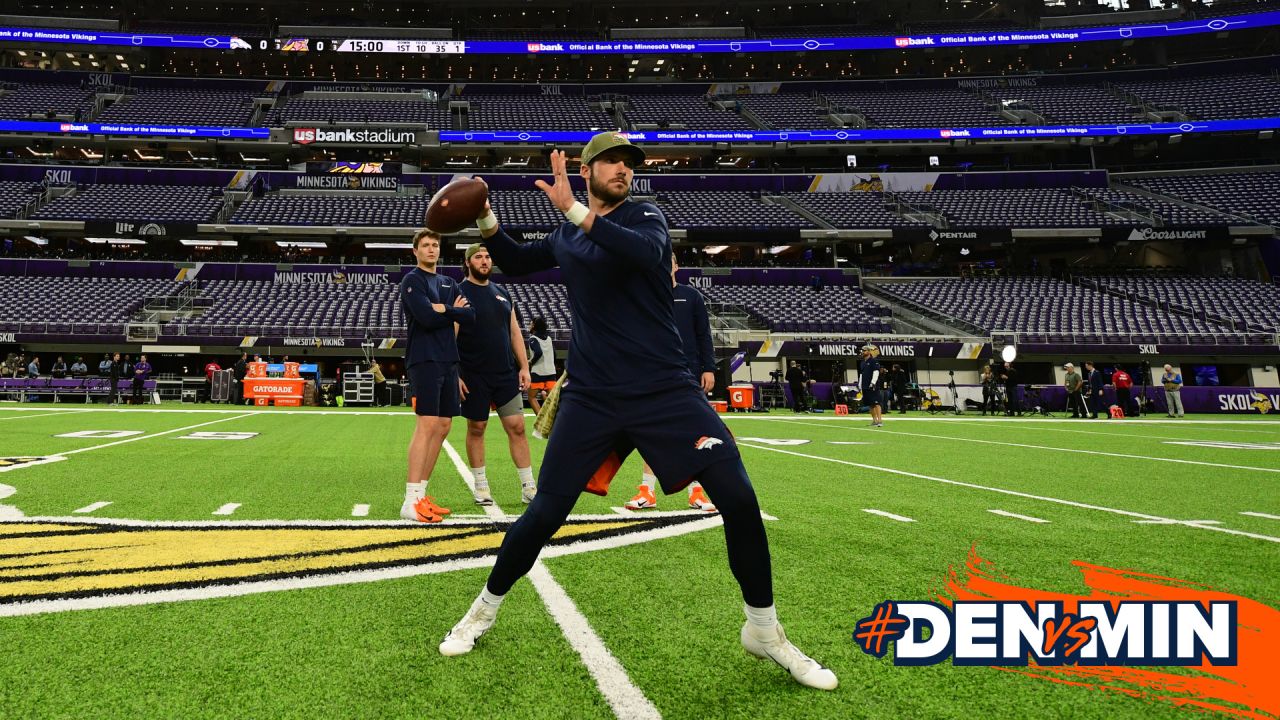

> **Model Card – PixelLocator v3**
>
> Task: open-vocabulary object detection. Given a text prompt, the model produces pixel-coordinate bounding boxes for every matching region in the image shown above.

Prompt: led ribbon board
[0,121,271,138]
[440,117,1280,143]
[0,27,250,50]
[334,12,1280,54]
[2,12,1277,53]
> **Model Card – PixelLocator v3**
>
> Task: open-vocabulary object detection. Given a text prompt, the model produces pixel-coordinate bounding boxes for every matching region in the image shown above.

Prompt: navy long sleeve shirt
[400,267,475,367]
[673,284,716,375]
[483,200,689,391]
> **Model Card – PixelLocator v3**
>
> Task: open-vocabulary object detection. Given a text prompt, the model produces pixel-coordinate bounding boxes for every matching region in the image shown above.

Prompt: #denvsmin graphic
[853,547,1279,719]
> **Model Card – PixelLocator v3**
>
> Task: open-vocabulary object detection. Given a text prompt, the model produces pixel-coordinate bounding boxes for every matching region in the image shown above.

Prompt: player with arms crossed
[456,242,537,506]
[399,229,474,523]
[438,133,837,691]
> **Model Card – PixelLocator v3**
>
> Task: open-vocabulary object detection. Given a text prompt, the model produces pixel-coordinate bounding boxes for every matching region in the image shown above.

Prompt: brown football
[425,178,488,234]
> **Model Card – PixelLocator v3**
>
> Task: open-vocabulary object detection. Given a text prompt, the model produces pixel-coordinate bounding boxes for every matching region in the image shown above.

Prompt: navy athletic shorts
[863,390,883,407]
[460,369,522,422]
[537,376,739,498]
[409,361,460,417]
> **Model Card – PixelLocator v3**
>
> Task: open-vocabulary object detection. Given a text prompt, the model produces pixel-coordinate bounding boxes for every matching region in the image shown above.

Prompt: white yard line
[441,440,662,720]
[527,563,663,720]
[988,509,1050,524]
[73,501,113,514]
[945,420,1230,442]
[736,442,1280,544]
[212,503,241,516]
[57,414,257,457]
[862,509,915,523]
[0,409,93,422]
[748,417,1280,475]
[1240,512,1280,521]
[1134,519,1221,525]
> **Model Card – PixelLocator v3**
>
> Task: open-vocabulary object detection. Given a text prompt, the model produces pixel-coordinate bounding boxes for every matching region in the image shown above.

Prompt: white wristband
[476,211,498,231]
[564,201,589,226]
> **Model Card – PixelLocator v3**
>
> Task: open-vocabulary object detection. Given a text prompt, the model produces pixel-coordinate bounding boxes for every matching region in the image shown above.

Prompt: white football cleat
[741,622,838,690]
[473,483,494,506]
[439,600,499,657]
[521,483,537,504]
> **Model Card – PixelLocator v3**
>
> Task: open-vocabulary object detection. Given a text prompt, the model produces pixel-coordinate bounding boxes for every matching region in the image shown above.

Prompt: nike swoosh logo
[644,212,658,217]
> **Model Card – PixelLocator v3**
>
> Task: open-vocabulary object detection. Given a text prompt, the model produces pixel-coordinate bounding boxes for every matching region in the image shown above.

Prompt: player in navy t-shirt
[859,344,884,427]
[399,228,474,524]
[456,242,537,506]
[436,132,836,691]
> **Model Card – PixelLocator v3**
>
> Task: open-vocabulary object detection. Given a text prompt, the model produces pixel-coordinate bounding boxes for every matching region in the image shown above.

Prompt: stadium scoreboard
[270,37,466,54]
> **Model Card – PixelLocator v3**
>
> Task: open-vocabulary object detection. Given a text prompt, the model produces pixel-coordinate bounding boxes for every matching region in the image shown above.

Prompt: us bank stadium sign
[272,271,389,284]
[292,127,417,145]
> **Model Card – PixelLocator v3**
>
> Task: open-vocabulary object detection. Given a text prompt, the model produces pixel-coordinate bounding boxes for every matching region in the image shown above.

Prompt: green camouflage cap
[580,131,645,166]
[465,243,486,262]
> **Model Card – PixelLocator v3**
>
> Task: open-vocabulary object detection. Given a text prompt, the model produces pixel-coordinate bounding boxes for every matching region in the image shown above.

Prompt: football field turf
[0,404,1276,719]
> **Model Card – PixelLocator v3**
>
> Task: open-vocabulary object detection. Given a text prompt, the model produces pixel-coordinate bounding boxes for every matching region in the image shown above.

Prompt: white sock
[478,588,505,609]
[472,467,488,487]
[641,473,658,491]
[405,481,425,502]
[745,603,778,630]
[688,481,702,498]
[517,466,535,487]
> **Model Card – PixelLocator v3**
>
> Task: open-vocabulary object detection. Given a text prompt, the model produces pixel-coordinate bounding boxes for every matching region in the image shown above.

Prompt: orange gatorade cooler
[729,384,754,410]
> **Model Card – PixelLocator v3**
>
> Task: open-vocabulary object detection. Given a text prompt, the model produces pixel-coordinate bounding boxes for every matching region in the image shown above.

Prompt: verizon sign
[293,128,417,145]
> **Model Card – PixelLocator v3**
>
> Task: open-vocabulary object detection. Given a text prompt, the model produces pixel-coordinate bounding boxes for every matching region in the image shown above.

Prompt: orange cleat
[688,486,717,512]
[400,496,450,523]
[624,484,658,510]
[420,496,451,516]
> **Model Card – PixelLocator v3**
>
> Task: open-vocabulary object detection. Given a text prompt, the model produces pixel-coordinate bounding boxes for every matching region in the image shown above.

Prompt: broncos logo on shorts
[694,436,724,451]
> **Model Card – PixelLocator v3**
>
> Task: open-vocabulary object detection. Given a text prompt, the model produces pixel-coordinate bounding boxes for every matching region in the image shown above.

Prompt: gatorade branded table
[244,378,304,406]
[729,384,755,410]
[243,362,303,406]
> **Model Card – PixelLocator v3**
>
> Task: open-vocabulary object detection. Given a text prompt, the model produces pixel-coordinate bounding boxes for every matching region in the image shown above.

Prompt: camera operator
[785,360,810,413]
[1002,361,1021,416]
[891,363,908,414]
